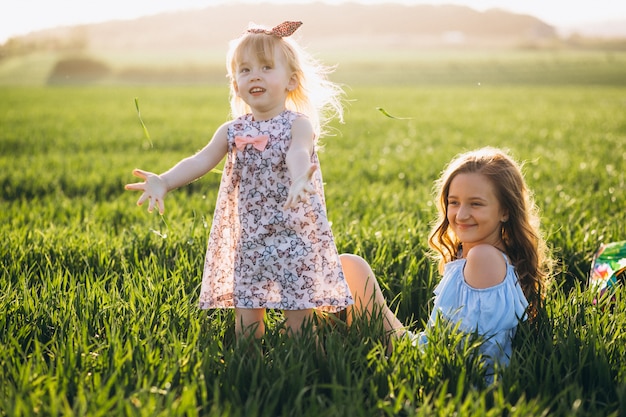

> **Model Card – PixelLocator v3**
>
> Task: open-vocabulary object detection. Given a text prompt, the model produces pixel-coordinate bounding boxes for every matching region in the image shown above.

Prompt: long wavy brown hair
[428,147,551,321]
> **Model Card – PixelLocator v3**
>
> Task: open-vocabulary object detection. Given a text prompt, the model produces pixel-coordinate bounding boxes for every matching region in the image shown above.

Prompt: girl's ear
[233,81,240,96]
[287,74,298,92]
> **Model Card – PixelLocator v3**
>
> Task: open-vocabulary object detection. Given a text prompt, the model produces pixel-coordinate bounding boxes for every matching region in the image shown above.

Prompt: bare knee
[339,254,406,337]
[235,308,265,339]
[339,253,368,270]
[340,253,377,303]
[283,309,315,335]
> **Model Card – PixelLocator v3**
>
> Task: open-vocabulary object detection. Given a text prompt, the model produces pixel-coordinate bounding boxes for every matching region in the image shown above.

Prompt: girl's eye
[239,68,249,74]
[448,201,459,206]
[262,65,272,71]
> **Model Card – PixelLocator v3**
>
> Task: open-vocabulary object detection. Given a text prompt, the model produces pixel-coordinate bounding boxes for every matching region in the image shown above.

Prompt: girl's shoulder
[463,244,508,289]
[435,251,529,332]
[284,110,310,125]
[291,113,313,128]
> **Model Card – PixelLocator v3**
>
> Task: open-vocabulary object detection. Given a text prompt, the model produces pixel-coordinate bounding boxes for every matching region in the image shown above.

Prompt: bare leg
[340,253,406,337]
[283,308,315,336]
[235,308,266,340]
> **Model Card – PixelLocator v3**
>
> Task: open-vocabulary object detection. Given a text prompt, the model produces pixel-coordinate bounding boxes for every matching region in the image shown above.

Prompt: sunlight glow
[2,0,625,43]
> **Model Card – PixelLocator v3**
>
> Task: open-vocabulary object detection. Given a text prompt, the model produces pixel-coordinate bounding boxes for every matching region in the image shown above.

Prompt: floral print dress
[198,110,353,313]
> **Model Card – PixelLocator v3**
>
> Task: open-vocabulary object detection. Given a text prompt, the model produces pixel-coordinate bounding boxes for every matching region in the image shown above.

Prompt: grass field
[1,51,626,416]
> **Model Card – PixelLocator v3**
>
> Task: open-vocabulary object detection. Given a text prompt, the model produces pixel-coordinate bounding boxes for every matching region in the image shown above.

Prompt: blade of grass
[134,97,153,148]
[376,107,412,120]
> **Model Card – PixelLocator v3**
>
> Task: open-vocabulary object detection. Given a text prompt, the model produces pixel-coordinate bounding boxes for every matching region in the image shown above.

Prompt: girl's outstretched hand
[284,164,317,209]
[124,169,168,214]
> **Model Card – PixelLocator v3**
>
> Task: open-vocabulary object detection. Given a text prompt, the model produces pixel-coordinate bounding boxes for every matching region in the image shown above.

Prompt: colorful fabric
[590,240,626,299]
[198,110,353,313]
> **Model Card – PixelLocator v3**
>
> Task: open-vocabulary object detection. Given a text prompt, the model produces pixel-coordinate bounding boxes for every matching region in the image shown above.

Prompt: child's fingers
[304,182,315,194]
[284,191,297,208]
[124,182,145,191]
[126,169,153,191]
[136,193,149,207]
[136,194,165,214]
[283,190,311,209]
[132,168,150,180]
[283,166,318,209]
[283,194,298,209]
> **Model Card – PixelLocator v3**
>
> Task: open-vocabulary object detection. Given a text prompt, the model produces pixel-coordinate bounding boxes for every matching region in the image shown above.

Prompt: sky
[2,0,626,43]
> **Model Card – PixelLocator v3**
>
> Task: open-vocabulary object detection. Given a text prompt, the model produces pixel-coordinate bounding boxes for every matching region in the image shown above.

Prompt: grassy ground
[2,49,626,86]
[1,54,625,415]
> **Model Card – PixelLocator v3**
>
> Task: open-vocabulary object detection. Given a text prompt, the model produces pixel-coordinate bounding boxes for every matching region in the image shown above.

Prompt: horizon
[3,0,626,43]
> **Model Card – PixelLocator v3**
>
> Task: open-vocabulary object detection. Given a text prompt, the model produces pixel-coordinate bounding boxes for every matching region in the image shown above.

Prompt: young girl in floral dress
[126,21,353,340]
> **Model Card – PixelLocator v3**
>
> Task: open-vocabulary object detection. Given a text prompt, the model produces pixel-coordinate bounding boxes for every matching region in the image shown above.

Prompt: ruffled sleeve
[421,256,529,381]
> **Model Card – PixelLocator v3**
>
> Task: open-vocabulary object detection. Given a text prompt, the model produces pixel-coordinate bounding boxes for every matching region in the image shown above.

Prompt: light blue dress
[418,253,529,382]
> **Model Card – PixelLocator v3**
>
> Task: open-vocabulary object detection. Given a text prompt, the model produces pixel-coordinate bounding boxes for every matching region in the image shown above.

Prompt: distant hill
[0,3,566,85]
[560,19,626,38]
[4,2,557,53]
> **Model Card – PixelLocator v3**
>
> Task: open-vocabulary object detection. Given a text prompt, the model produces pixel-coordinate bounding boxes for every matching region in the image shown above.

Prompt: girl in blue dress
[340,147,551,381]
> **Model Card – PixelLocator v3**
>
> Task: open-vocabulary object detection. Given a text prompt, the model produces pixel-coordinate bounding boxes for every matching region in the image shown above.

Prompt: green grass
[2,49,626,86]
[1,68,625,416]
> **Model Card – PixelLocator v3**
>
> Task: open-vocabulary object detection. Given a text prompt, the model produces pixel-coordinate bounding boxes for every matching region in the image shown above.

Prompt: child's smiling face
[233,43,297,120]
[446,172,508,254]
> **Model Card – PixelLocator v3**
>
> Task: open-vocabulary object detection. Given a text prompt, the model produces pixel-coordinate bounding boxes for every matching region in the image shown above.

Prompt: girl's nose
[457,204,470,220]
[250,70,261,81]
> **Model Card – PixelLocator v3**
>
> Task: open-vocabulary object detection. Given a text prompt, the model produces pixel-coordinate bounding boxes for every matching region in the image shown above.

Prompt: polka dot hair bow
[247,21,303,37]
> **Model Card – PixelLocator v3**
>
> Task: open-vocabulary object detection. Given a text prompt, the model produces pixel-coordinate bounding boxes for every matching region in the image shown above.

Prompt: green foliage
[47,57,111,85]
[2,50,626,87]
[1,78,625,415]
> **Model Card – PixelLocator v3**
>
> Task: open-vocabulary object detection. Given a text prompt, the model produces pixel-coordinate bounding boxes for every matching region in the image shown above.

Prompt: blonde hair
[428,147,551,320]
[225,23,344,138]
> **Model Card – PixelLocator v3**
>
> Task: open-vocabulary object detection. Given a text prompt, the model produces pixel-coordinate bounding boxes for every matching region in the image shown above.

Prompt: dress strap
[500,251,511,265]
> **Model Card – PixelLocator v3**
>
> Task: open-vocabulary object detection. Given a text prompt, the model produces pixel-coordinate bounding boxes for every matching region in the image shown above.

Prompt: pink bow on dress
[235,135,269,152]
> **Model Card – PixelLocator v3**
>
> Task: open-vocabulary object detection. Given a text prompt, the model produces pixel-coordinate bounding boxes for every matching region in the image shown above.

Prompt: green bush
[47,56,111,85]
